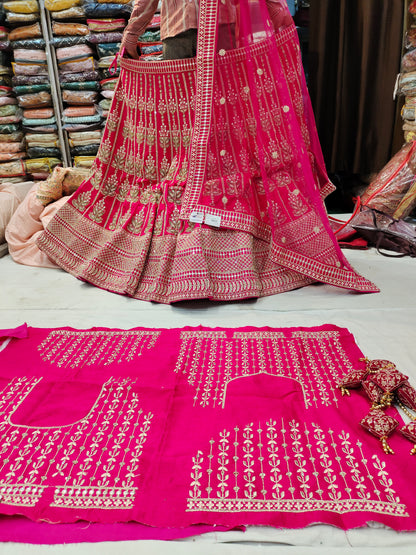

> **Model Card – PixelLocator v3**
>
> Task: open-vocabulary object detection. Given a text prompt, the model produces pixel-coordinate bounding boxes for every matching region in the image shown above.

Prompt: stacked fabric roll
[137,14,162,61]
[399,1,416,142]
[3,0,61,182]
[0,6,26,184]
[81,1,132,167]
[46,0,100,168]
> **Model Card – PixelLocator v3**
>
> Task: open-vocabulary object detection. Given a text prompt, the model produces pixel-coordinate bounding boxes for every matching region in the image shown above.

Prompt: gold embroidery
[0,378,153,510]
[89,199,106,224]
[72,191,92,213]
[176,330,352,409]
[38,330,161,369]
[187,418,408,516]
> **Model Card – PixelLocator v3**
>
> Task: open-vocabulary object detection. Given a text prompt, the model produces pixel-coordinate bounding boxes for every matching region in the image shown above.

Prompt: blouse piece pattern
[0,324,414,529]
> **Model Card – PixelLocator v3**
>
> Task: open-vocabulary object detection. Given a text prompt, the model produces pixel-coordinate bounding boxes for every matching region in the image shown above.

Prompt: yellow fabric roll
[3,1,39,14]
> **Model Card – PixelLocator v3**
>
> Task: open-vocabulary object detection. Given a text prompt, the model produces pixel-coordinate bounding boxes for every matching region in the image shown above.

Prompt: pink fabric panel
[5,184,69,268]
[0,325,415,532]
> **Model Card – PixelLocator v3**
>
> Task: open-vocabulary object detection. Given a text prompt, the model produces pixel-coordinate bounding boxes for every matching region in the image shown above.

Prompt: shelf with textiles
[0,0,64,183]
[43,0,134,170]
[398,0,416,143]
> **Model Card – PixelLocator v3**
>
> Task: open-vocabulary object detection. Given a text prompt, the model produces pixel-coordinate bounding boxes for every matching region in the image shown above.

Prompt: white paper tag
[204,213,221,228]
[189,211,205,224]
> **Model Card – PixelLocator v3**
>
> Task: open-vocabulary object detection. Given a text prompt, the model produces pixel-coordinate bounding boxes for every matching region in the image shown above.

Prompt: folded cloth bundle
[403,121,416,142]
[25,157,61,174]
[25,132,59,147]
[70,144,99,156]
[0,112,22,124]
[63,105,97,118]
[14,83,50,95]
[0,86,13,97]
[62,81,100,91]
[45,0,82,10]
[0,97,17,106]
[98,98,111,111]
[52,22,89,36]
[402,97,416,121]
[59,70,100,83]
[0,104,19,117]
[402,49,416,73]
[0,27,8,40]
[361,141,416,218]
[12,62,48,76]
[73,155,95,168]
[0,159,26,177]
[8,23,42,41]
[99,68,119,79]
[0,151,26,161]
[97,55,115,68]
[55,44,94,61]
[63,121,102,132]
[35,164,90,205]
[5,12,39,24]
[0,141,25,153]
[16,91,52,108]
[84,4,132,18]
[12,74,49,86]
[27,147,61,159]
[0,123,21,134]
[22,116,56,126]
[51,36,88,48]
[86,18,126,33]
[22,108,54,119]
[100,89,114,99]
[68,130,102,146]
[96,42,120,57]
[62,113,101,124]
[10,38,46,50]
[58,57,98,73]
[138,30,161,43]
[100,77,117,90]
[13,49,46,63]
[50,6,86,19]
[86,31,123,44]
[23,124,57,133]
[62,90,98,104]
[0,131,23,142]
[3,1,39,13]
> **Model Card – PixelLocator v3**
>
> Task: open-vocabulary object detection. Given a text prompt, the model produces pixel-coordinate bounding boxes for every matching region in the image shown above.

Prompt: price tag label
[205,213,221,228]
[189,211,204,224]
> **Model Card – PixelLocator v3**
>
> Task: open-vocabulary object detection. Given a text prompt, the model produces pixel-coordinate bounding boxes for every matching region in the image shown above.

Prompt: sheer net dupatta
[37,0,378,303]
[182,0,378,293]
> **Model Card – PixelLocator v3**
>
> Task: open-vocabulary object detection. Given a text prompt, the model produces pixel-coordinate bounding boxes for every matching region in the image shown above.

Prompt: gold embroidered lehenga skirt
[37,1,378,303]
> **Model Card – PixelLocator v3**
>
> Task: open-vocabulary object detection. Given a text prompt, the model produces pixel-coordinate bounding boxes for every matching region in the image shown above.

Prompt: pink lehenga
[37,0,378,303]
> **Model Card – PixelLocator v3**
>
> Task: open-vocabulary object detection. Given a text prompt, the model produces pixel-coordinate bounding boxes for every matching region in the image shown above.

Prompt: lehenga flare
[37,0,378,303]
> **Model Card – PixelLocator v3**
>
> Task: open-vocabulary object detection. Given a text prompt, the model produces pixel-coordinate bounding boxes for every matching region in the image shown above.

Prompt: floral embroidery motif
[175,330,351,409]
[38,330,161,369]
[0,378,153,510]
[187,418,408,516]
